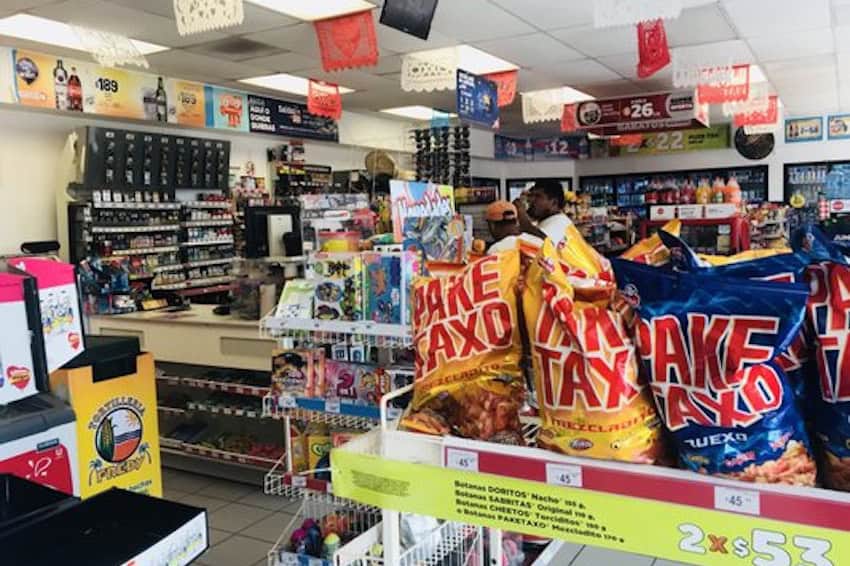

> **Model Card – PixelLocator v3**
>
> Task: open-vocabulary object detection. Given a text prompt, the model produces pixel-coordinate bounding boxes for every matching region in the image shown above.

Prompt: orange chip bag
[523,241,666,463]
[402,253,526,444]
[620,219,681,266]
[549,224,617,306]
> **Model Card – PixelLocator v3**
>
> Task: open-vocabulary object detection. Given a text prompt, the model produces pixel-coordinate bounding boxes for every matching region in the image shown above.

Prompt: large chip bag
[612,259,816,485]
[620,220,681,266]
[402,252,525,444]
[523,241,666,463]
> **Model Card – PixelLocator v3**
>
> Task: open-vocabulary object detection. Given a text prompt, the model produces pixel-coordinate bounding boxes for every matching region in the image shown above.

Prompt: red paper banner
[734,95,779,127]
[637,19,671,79]
[561,104,578,132]
[697,64,750,104]
[485,70,518,107]
[307,79,342,120]
[314,9,378,72]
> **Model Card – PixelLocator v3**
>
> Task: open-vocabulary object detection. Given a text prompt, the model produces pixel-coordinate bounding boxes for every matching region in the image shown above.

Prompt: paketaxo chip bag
[612,259,816,485]
[402,253,526,444]
[523,241,666,463]
[620,220,681,266]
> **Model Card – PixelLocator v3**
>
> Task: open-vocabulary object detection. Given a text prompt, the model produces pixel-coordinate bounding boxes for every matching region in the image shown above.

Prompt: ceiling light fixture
[522,86,594,104]
[455,45,517,75]
[246,0,375,21]
[379,106,456,121]
[0,14,167,55]
[239,73,355,96]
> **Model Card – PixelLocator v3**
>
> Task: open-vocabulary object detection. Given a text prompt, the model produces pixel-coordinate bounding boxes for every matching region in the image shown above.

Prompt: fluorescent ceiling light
[456,45,518,75]
[247,0,375,21]
[522,86,594,104]
[240,73,355,96]
[0,14,167,55]
[380,106,456,121]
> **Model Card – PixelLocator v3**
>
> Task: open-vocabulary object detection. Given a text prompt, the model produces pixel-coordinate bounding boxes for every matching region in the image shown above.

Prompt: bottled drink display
[53,59,68,111]
[155,77,168,122]
[67,66,83,112]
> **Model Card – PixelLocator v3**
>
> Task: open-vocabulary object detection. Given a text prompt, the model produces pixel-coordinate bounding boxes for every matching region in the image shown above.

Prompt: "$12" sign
[678,523,832,566]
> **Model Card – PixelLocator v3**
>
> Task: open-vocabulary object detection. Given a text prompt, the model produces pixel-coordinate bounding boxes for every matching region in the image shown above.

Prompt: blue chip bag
[612,259,816,485]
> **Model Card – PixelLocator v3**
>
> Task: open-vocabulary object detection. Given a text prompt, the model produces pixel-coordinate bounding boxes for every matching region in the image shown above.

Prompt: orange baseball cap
[486,200,518,221]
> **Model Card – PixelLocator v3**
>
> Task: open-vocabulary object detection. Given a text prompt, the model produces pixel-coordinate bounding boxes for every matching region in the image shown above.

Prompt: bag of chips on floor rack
[522,240,667,463]
[612,259,816,486]
[402,252,525,444]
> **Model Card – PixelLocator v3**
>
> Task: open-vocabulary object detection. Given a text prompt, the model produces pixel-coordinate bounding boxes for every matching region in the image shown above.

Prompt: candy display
[403,253,525,443]
[611,259,816,485]
[272,349,314,397]
[523,240,667,463]
[312,253,363,321]
[321,360,389,405]
[362,252,402,324]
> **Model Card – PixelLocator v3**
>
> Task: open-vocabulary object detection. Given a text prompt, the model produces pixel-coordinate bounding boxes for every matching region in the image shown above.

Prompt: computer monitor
[244,205,303,259]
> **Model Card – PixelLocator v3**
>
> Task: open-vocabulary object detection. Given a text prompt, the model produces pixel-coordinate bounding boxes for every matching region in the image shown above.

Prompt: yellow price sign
[86,67,147,119]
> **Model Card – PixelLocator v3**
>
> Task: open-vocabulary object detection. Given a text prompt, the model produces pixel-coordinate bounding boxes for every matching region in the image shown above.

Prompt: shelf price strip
[330,433,850,566]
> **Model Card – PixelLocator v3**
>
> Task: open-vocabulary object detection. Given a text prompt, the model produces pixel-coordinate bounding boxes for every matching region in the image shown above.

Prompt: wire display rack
[261,316,413,349]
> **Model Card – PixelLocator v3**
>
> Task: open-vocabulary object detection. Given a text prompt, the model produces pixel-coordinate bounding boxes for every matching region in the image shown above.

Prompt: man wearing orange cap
[485,200,521,253]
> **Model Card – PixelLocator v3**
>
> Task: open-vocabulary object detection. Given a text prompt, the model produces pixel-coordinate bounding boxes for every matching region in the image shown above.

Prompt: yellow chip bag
[523,241,666,463]
[402,252,526,444]
[698,247,791,265]
[620,219,681,266]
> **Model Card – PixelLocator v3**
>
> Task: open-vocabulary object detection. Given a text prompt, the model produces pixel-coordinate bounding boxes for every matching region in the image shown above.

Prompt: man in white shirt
[513,179,572,246]
[485,200,520,254]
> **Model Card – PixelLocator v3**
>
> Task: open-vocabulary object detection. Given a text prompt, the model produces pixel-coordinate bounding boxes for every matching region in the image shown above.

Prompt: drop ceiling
[0,0,847,136]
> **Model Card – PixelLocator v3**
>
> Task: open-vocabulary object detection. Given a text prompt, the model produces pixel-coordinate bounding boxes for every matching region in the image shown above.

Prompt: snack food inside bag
[402,252,526,444]
[611,259,816,485]
[523,240,667,463]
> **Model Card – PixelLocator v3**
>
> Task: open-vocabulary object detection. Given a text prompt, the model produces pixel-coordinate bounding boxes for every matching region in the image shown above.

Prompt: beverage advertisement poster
[85,66,149,120]
[205,85,249,132]
[827,115,850,140]
[456,69,499,129]
[169,79,206,127]
[389,180,455,243]
[785,116,823,143]
[12,49,61,109]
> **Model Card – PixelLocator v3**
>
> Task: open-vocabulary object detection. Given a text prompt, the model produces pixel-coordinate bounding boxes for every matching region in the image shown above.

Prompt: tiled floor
[161,468,692,566]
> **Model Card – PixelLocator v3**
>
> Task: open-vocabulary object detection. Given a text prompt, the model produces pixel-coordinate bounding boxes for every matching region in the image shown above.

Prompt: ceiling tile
[582,80,644,97]
[146,49,267,83]
[109,0,299,33]
[547,59,622,84]
[721,0,831,37]
[429,0,535,42]
[249,23,320,57]
[749,28,834,61]
[596,53,638,78]
[835,26,850,51]
[371,53,403,75]
[0,0,60,17]
[474,33,583,68]
[238,51,317,73]
[666,4,737,46]
[372,11,457,53]
[549,25,636,57]
[488,0,594,31]
[764,56,837,89]
[185,37,285,62]
[673,39,757,65]
[516,69,563,91]
[30,0,228,47]
[292,67,399,92]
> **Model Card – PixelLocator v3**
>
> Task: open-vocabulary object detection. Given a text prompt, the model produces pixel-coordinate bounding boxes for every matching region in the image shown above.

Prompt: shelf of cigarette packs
[267,490,487,566]
[569,202,635,256]
[326,387,850,566]
[747,203,790,249]
[156,361,285,472]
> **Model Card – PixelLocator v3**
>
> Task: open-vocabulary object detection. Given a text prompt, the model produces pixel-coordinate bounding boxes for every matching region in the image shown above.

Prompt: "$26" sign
[678,523,832,566]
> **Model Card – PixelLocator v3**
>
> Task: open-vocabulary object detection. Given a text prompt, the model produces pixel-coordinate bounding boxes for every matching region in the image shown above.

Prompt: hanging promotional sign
[247,95,339,142]
[785,116,823,143]
[531,135,588,159]
[697,64,750,104]
[576,90,708,135]
[456,69,499,129]
[494,135,532,160]
[614,124,730,155]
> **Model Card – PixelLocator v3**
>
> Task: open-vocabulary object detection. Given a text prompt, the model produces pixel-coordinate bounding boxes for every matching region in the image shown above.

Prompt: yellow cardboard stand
[50,352,162,498]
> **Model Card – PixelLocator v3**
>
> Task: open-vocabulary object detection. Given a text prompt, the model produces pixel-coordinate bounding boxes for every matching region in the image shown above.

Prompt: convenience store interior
[2,1,850,565]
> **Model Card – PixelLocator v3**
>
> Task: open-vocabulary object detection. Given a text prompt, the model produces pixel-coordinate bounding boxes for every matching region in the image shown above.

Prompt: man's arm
[513,198,547,239]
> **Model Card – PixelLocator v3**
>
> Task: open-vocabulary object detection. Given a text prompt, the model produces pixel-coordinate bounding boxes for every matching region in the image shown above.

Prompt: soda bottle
[155,77,168,122]
[53,59,68,111]
[67,66,83,111]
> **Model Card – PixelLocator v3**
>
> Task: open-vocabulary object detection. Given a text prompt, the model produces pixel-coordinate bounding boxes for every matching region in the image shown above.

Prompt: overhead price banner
[456,69,499,129]
[333,446,850,566]
[576,90,709,136]
[494,135,532,160]
[247,95,339,142]
[494,134,589,160]
[614,124,730,156]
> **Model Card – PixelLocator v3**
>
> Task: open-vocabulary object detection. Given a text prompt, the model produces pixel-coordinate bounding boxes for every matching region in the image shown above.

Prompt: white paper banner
[521,89,566,124]
[722,83,770,117]
[72,25,149,68]
[174,0,245,36]
[594,0,682,28]
[672,52,733,89]
[401,47,458,93]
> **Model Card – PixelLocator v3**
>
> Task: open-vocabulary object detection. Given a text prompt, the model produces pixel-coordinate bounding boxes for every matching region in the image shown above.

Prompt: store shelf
[186,400,262,419]
[183,257,234,269]
[184,201,231,209]
[265,455,333,498]
[91,201,181,210]
[262,316,412,347]
[129,273,154,281]
[91,224,179,233]
[264,393,399,428]
[176,283,233,297]
[331,428,850,566]
[157,373,270,397]
[158,405,187,416]
[153,263,184,272]
[153,276,234,291]
[180,238,234,247]
[161,444,277,471]
[181,219,233,227]
[105,245,180,257]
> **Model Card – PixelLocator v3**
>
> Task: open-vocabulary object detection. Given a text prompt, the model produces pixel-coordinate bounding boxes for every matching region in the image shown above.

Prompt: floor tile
[177,493,232,513]
[572,546,655,566]
[209,528,233,547]
[197,534,269,566]
[197,479,257,501]
[240,512,295,544]
[161,469,216,493]
[237,491,291,511]
[209,502,275,533]
[162,486,189,502]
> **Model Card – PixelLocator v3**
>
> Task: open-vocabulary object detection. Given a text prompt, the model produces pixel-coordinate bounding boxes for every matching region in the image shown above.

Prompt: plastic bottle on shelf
[680,179,695,204]
[725,176,742,205]
[695,178,711,204]
[711,177,726,203]
[644,178,659,204]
